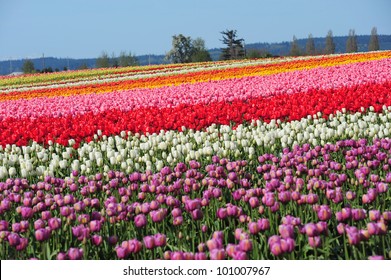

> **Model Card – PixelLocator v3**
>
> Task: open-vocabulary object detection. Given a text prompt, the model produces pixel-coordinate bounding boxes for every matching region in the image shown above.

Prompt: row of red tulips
[1,80,390,147]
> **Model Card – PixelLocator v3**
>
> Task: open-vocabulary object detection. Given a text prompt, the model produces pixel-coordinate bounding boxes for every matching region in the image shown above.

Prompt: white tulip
[9,167,16,176]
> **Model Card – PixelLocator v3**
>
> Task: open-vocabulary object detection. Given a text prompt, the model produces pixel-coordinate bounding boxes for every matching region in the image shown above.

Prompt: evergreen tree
[220,30,245,60]
[111,52,119,68]
[306,34,316,55]
[96,51,110,68]
[346,29,358,53]
[290,36,301,56]
[78,63,89,70]
[368,27,380,51]
[324,30,336,54]
[118,51,139,67]
[22,59,35,74]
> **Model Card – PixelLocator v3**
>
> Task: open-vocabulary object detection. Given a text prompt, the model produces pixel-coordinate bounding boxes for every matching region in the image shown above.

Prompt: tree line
[21,27,381,73]
[290,27,380,56]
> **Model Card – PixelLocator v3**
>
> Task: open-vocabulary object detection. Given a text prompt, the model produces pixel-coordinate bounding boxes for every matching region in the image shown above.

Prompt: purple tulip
[14,236,27,251]
[368,255,385,260]
[0,220,8,231]
[383,211,391,221]
[369,210,381,221]
[56,252,68,260]
[91,235,103,246]
[279,224,294,239]
[170,251,184,260]
[150,209,166,223]
[181,252,193,260]
[89,220,102,232]
[195,252,207,260]
[191,209,203,220]
[257,218,270,231]
[249,197,260,208]
[248,222,260,235]
[359,229,370,241]
[60,206,71,217]
[232,251,248,260]
[281,238,295,253]
[269,242,283,256]
[171,208,182,218]
[115,246,129,259]
[376,221,387,235]
[216,208,227,219]
[336,223,346,235]
[154,234,166,247]
[48,217,61,231]
[304,223,319,237]
[12,223,21,233]
[35,228,51,242]
[352,209,366,221]
[345,226,361,245]
[108,235,118,246]
[7,233,21,247]
[308,236,321,248]
[317,206,332,221]
[40,210,52,221]
[173,216,183,226]
[239,239,253,252]
[20,207,34,219]
[143,236,155,250]
[134,214,147,228]
[206,238,222,251]
[209,249,226,260]
[226,244,240,258]
[341,208,352,220]
[185,199,201,211]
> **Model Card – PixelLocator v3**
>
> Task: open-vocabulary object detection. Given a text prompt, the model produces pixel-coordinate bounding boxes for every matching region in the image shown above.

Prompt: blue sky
[0,0,390,59]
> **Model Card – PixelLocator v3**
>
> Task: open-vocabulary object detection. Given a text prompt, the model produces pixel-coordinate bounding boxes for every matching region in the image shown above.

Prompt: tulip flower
[143,236,155,250]
[134,214,147,228]
[209,249,226,260]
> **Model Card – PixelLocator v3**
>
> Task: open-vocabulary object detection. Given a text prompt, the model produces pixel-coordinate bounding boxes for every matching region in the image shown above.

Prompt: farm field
[0,51,391,260]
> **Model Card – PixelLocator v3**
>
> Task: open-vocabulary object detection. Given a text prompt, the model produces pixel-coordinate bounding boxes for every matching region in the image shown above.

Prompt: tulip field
[1,51,391,260]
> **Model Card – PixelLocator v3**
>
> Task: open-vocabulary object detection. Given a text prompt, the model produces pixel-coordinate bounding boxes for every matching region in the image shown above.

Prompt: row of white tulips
[0,106,390,181]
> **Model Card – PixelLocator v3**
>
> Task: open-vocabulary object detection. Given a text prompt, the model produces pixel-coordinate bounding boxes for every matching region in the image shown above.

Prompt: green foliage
[77,63,89,70]
[165,34,194,63]
[368,27,380,51]
[191,50,212,62]
[290,35,301,56]
[346,29,358,53]
[246,49,273,59]
[118,51,139,67]
[191,38,212,62]
[220,30,245,60]
[306,34,316,55]
[96,51,110,68]
[111,52,119,68]
[22,59,35,74]
[41,67,53,73]
[324,30,336,54]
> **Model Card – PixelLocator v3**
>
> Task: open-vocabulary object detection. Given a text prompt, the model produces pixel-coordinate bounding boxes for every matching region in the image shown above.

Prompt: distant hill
[1,35,390,75]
